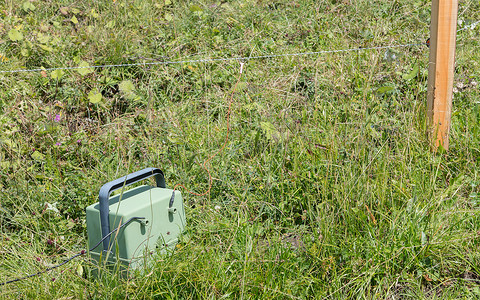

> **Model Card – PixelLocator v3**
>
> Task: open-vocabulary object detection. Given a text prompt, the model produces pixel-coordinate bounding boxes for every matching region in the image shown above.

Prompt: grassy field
[1,0,480,298]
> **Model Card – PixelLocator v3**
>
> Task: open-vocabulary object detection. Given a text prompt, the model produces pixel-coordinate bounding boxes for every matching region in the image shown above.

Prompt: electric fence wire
[0,217,145,286]
[0,42,425,75]
[1,15,478,75]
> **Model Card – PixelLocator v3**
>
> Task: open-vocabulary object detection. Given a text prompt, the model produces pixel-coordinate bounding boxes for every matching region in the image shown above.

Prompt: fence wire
[0,43,425,75]
[1,16,478,75]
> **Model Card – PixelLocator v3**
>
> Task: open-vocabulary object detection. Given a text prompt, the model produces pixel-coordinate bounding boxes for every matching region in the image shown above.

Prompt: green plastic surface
[86,185,185,271]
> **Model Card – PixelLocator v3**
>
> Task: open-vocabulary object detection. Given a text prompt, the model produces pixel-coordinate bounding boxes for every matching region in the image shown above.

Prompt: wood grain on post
[427,0,458,150]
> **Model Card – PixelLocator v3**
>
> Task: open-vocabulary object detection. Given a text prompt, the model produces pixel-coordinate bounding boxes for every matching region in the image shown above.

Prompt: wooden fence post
[427,0,458,150]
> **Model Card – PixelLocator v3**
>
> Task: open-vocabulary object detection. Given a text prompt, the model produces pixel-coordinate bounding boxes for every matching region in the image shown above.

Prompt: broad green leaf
[402,64,419,81]
[32,151,45,161]
[76,264,83,277]
[8,29,23,41]
[164,0,172,5]
[22,1,36,11]
[71,16,78,24]
[71,8,80,14]
[119,80,138,99]
[190,5,203,12]
[77,61,94,76]
[119,80,135,94]
[376,86,395,94]
[37,33,50,44]
[50,69,64,79]
[88,90,103,104]
[164,13,173,22]
[20,48,29,56]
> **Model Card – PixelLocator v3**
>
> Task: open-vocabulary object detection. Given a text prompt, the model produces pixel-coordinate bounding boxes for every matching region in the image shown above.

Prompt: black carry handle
[98,167,166,252]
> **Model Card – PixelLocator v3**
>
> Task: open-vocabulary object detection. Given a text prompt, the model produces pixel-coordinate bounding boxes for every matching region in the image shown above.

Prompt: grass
[1,0,480,298]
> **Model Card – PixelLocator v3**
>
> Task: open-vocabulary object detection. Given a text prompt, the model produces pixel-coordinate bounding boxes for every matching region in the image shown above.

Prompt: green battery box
[86,168,186,273]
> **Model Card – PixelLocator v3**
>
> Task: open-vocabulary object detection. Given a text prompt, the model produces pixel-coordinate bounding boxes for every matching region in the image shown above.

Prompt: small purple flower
[54,114,61,122]
[55,142,62,146]
[76,139,82,145]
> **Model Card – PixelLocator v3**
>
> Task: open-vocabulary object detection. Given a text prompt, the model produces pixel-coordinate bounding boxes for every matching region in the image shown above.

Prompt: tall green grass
[1,0,480,298]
